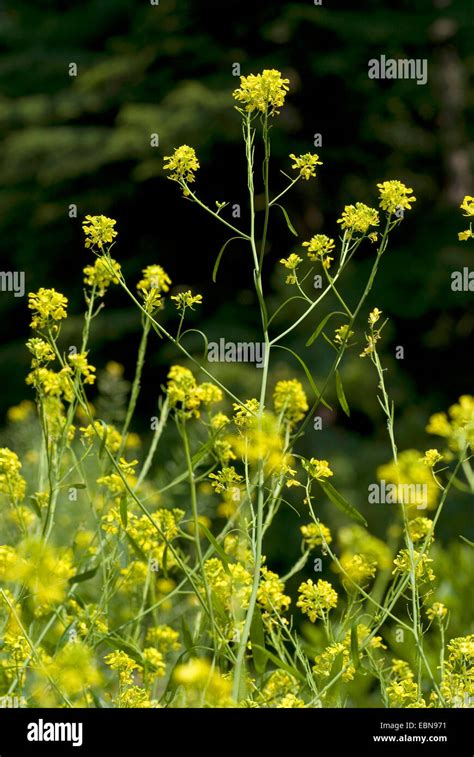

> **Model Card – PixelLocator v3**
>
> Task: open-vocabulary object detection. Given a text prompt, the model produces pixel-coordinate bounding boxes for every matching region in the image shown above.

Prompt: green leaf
[306,311,346,347]
[319,480,367,526]
[199,523,232,576]
[251,645,305,683]
[119,494,128,528]
[273,345,332,411]
[68,565,99,585]
[125,531,147,561]
[181,617,195,653]
[336,369,350,417]
[250,607,267,675]
[350,623,361,671]
[460,535,474,548]
[274,203,298,237]
[212,236,242,282]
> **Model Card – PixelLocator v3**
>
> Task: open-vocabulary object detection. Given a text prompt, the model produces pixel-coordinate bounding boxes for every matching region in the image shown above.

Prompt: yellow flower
[377,449,440,510]
[421,449,443,467]
[339,553,377,589]
[233,69,290,116]
[273,379,308,428]
[68,352,96,385]
[337,525,392,570]
[377,180,416,214]
[426,602,447,622]
[334,323,354,345]
[0,448,26,501]
[28,288,68,331]
[209,466,243,495]
[173,658,233,707]
[407,516,433,543]
[296,578,338,622]
[337,203,380,234]
[48,641,101,696]
[289,153,322,181]
[302,234,335,268]
[137,264,172,295]
[26,338,56,367]
[163,145,200,191]
[232,399,260,428]
[392,549,435,584]
[7,399,35,423]
[302,458,333,481]
[104,650,140,686]
[166,365,203,418]
[82,215,117,249]
[427,395,474,453]
[460,195,474,216]
[83,256,121,296]
[300,521,332,549]
[368,307,382,326]
[171,290,203,312]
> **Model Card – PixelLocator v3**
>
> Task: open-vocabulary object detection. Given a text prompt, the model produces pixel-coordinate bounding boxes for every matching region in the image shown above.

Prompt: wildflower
[28,288,68,331]
[68,352,96,385]
[302,458,333,481]
[289,153,322,181]
[104,650,140,686]
[166,365,202,418]
[296,579,338,622]
[279,253,302,284]
[273,379,308,428]
[407,516,433,543]
[302,234,335,269]
[440,635,474,706]
[145,625,181,653]
[426,395,474,453]
[7,399,35,423]
[339,553,377,589]
[82,215,117,249]
[458,196,474,240]
[377,449,440,510]
[48,641,101,697]
[392,549,435,584]
[5,538,74,616]
[337,525,392,570]
[368,307,382,326]
[0,448,26,501]
[142,648,166,680]
[359,333,381,358]
[337,203,380,234]
[257,566,291,621]
[300,521,332,549]
[80,421,122,454]
[197,382,223,405]
[83,256,121,296]
[377,180,416,214]
[233,399,260,428]
[171,290,203,313]
[426,602,447,622]
[278,694,305,708]
[137,264,172,295]
[209,466,243,495]
[211,412,230,431]
[163,145,200,192]
[97,458,138,495]
[26,338,56,367]
[173,658,233,707]
[260,671,299,706]
[233,69,290,116]
[229,411,289,473]
[313,624,386,682]
[334,323,354,346]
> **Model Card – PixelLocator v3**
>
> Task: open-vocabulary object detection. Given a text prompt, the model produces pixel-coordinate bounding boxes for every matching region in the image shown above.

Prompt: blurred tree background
[0,0,473,559]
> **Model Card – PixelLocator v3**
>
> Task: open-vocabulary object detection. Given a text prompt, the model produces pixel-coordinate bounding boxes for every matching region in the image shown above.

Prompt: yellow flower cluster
[171,290,203,312]
[289,153,322,181]
[279,253,302,284]
[300,521,332,549]
[0,448,26,502]
[302,234,335,269]
[337,203,380,234]
[387,659,426,707]
[440,635,474,706]
[339,552,377,589]
[458,195,474,241]
[302,458,333,481]
[273,379,308,428]
[173,657,233,707]
[296,578,338,622]
[313,624,385,682]
[233,69,290,116]
[28,288,68,331]
[68,352,96,385]
[377,449,440,511]
[377,180,416,214]
[426,395,474,453]
[392,549,435,584]
[337,525,392,570]
[163,145,200,192]
[167,365,222,418]
[82,215,118,249]
[83,256,121,296]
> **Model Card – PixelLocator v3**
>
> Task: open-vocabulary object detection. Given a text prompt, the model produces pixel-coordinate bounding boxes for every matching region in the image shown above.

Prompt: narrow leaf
[213,236,241,282]
[319,480,367,526]
[274,203,298,237]
[68,565,99,585]
[251,645,305,683]
[273,345,332,411]
[350,623,361,671]
[460,535,474,548]
[200,523,232,576]
[336,369,350,417]
[306,311,346,347]
[250,607,267,675]
[119,494,128,528]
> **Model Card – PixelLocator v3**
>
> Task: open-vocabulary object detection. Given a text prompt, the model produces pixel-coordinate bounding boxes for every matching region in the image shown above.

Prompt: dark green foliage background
[0,0,472,555]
